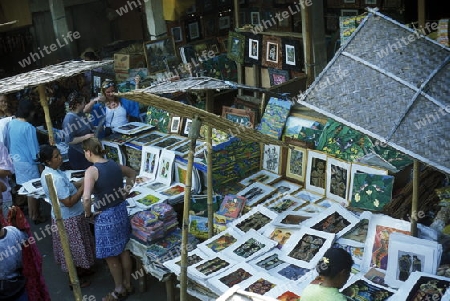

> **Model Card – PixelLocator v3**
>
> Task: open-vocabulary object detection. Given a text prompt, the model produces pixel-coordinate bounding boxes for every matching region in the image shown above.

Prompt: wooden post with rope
[205,91,214,239]
[45,174,82,301]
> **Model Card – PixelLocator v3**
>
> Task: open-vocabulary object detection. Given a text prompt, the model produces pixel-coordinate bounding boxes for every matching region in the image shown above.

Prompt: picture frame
[113,122,154,135]
[268,68,290,86]
[143,37,178,74]
[197,227,242,254]
[149,135,185,150]
[385,233,441,288]
[250,11,260,25]
[219,15,231,30]
[182,118,193,136]
[249,249,286,272]
[282,38,303,70]
[279,227,335,269]
[188,20,200,40]
[139,146,161,180]
[271,211,312,228]
[361,214,411,272]
[221,106,256,128]
[169,116,182,134]
[348,163,388,208]
[171,26,183,43]
[263,223,299,249]
[152,149,176,187]
[249,38,259,60]
[262,36,282,68]
[244,32,261,65]
[341,9,359,16]
[265,195,306,215]
[349,173,395,211]
[325,157,351,206]
[91,70,114,96]
[285,145,307,183]
[262,144,282,175]
[301,203,359,238]
[101,141,125,165]
[227,31,245,64]
[238,273,282,297]
[305,150,327,195]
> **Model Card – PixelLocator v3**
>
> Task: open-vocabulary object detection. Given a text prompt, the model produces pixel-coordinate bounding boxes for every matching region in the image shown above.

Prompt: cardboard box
[115,70,129,83]
[114,53,146,71]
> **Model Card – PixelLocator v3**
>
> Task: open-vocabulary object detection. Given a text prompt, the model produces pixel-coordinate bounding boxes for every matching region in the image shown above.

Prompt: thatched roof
[297,9,450,175]
[0,60,113,94]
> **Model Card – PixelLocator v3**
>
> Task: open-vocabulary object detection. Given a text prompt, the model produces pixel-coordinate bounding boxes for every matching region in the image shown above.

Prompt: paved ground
[32,200,175,301]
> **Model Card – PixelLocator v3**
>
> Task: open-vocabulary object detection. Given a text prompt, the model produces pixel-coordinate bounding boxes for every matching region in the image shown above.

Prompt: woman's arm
[83,95,105,113]
[83,166,98,216]
[69,133,94,145]
[59,183,84,208]
[121,165,136,191]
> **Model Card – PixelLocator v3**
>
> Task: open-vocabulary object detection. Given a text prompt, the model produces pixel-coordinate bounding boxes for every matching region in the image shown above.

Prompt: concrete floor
[33,200,174,301]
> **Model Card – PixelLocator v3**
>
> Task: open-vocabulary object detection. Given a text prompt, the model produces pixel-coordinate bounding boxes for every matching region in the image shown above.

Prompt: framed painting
[361,214,411,272]
[385,233,441,288]
[285,145,307,183]
[259,97,292,139]
[101,141,125,165]
[181,118,193,137]
[250,11,260,25]
[262,36,282,69]
[130,131,167,146]
[305,150,327,195]
[207,263,258,295]
[282,38,303,71]
[187,19,201,41]
[227,31,245,64]
[169,116,182,134]
[268,68,290,86]
[263,224,298,248]
[91,70,114,96]
[149,135,185,150]
[223,229,278,262]
[348,163,388,208]
[279,227,335,269]
[230,205,278,234]
[250,249,285,271]
[143,37,178,74]
[166,21,184,44]
[219,15,231,30]
[239,273,282,296]
[154,149,176,187]
[245,34,261,65]
[221,106,256,128]
[390,272,450,300]
[139,146,160,180]
[325,157,351,205]
[350,173,394,211]
[341,9,359,16]
[292,189,323,203]
[262,144,282,175]
[301,203,359,238]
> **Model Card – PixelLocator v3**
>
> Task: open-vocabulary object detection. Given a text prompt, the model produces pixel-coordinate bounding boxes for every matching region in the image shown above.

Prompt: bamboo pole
[205,91,214,239]
[45,174,82,301]
[180,116,201,301]
[411,160,420,236]
[418,0,426,28]
[38,84,55,145]
[302,1,315,86]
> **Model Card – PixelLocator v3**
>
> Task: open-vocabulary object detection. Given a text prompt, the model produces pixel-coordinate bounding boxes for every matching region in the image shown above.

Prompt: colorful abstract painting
[350,173,394,211]
[258,97,292,139]
[146,105,170,133]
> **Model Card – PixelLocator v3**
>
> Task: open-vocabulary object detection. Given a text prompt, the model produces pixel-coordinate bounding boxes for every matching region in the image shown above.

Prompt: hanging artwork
[221,106,256,128]
[280,227,335,269]
[282,38,303,71]
[262,35,282,68]
[325,157,351,205]
[285,145,307,183]
[301,203,359,238]
[361,214,411,272]
[146,106,171,133]
[268,68,290,86]
[262,144,281,174]
[143,37,179,74]
[169,116,182,134]
[305,150,327,195]
[349,173,394,211]
[139,146,160,180]
[227,31,245,64]
[245,33,261,64]
[259,97,292,139]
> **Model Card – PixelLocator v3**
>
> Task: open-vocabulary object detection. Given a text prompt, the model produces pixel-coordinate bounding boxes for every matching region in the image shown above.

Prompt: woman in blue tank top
[81,138,136,301]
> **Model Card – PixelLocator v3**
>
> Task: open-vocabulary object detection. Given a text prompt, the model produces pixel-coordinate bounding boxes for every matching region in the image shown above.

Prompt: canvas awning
[297,9,450,175]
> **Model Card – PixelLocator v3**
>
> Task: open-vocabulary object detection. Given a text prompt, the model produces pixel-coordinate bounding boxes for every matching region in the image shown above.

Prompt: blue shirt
[62,112,92,154]
[0,226,27,280]
[41,166,84,219]
[6,118,39,164]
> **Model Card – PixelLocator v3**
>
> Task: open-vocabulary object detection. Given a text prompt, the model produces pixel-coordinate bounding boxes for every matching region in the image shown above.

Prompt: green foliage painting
[350,173,394,211]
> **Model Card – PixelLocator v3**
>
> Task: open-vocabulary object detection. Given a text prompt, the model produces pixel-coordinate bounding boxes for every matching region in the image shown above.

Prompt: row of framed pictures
[228,31,304,71]
[260,144,394,211]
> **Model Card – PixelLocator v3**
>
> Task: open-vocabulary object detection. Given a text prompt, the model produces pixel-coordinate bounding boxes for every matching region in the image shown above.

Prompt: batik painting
[350,173,394,211]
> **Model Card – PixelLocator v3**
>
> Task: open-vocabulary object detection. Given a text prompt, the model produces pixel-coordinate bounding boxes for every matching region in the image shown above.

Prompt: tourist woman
[39,144,95,288]
[62,91,94,170]
[82,138,136,300]
[6,98,46,224]
[300,247,353,301]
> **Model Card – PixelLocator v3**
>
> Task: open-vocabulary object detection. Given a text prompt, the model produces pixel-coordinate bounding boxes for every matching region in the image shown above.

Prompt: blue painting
[258,97,292,139]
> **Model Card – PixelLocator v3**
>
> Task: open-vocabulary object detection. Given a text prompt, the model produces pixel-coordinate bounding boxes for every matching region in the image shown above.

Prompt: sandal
[102,291,126,301]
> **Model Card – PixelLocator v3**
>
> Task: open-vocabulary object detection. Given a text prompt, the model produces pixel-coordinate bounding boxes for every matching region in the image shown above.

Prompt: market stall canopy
[297,9,450,175]
[0,60,113,94]
[118,79,290,148]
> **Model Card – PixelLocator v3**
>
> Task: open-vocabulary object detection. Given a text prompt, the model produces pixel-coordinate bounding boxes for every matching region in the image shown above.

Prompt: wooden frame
[143,37,178,74]
[182,118,193,136]
[285,145,307,183]
[188,21,200,40]
[250,11,260,25]
[169,116,182,134]
[268,68,290,86]
[262,144,282,175]
[262,36,282,69]
[305,150,327,195]
[249,38,259,60]
[325,157,351,206]
[171,26,183,43]
[227,31,245,64]
[221,106,256,128]
[219,15,231,30]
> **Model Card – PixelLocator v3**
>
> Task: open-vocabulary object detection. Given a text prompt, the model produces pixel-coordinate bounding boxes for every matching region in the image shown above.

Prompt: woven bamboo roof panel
[142,77,234,95]
[297,10,450,175]
[0,60,113,94]
[118,90,289,148]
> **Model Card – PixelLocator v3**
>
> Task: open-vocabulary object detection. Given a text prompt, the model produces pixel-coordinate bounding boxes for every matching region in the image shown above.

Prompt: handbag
[0,275,26,300]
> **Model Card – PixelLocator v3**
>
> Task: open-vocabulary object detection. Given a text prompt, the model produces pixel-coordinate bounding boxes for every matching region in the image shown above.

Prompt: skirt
[52,215,95,273]
[94,202,131,259]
